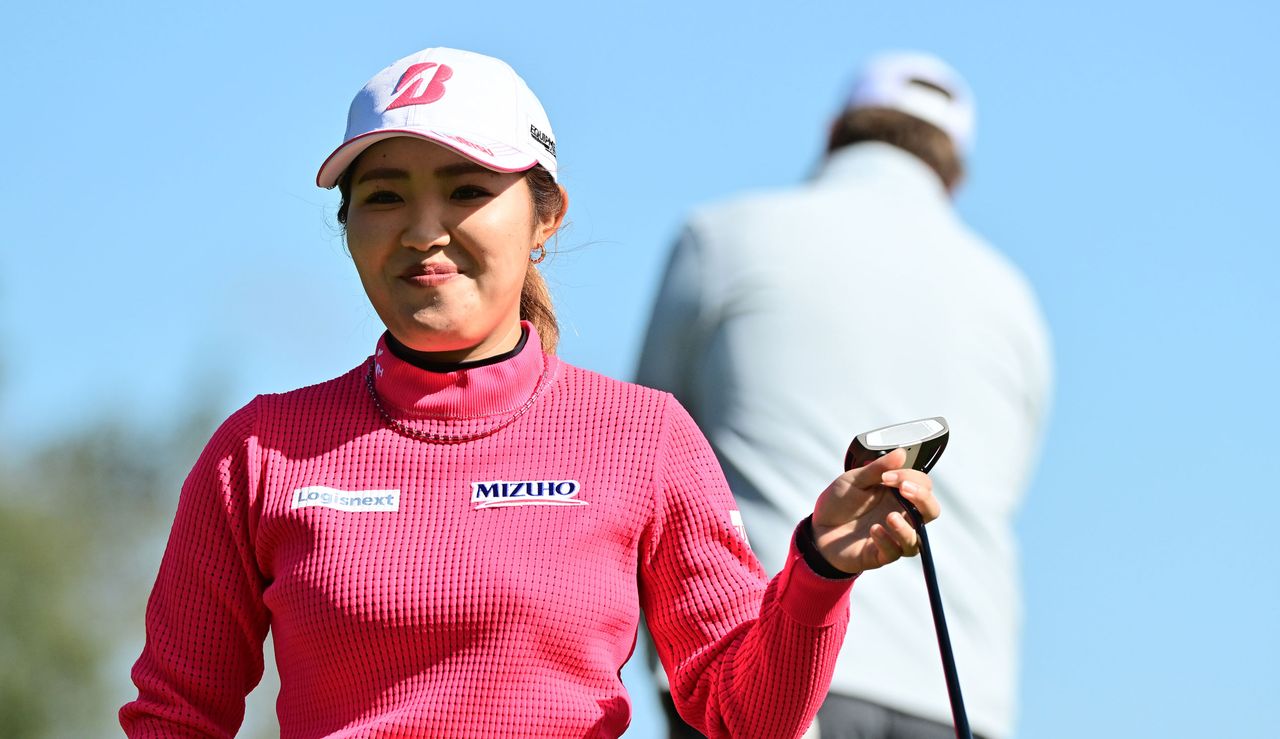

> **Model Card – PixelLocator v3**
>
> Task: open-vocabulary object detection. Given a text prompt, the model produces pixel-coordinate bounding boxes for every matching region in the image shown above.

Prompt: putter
[845,417,972,739]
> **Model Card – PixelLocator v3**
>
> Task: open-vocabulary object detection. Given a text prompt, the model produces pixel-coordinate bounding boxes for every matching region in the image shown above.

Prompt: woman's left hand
[810,448,941,575]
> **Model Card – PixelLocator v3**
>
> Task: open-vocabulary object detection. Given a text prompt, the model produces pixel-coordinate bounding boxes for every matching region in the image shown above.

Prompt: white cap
[846,52,976,154]
[317,47,558,188]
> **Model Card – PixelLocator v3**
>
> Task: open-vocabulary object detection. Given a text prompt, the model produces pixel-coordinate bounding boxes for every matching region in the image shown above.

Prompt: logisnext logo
[470,480,585,509]
[291,486,400,513]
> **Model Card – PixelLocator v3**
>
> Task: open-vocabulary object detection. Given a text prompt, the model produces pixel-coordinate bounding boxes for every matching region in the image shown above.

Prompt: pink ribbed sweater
[121,325,853,738]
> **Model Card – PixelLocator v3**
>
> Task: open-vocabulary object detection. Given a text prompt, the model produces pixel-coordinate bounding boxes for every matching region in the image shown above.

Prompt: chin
[395,330,467,354]
[392,318,478,353]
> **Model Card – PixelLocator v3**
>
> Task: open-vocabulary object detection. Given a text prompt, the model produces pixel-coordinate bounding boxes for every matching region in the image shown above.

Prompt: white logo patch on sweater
[729,509,752,548]
[470,480,586,509]
[291,486,400,512]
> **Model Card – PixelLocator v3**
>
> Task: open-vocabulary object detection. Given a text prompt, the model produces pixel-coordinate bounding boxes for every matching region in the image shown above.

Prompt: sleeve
[635,223,715,400]
[639,396,854,739]
[119,400,270,738]
[1009,275,1055,487]
[1024,295,1054,433]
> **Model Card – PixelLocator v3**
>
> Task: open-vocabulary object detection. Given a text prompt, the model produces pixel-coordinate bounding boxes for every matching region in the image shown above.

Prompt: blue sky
[4,1,1278,736]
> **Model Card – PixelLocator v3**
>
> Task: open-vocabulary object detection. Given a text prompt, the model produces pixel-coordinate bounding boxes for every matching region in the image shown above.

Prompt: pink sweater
[121,325,854,738]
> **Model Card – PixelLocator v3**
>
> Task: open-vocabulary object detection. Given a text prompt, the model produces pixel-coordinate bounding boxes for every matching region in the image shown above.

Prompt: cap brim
[316,128,538,188]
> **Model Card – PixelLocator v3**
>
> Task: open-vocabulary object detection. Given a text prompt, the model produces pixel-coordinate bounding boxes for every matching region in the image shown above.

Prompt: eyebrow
[356,167,409,184]
[434,161,495,177]
[355,161,495,185]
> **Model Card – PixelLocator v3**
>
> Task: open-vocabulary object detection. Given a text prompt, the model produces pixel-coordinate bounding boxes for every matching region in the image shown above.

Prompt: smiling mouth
[401,263,459,287]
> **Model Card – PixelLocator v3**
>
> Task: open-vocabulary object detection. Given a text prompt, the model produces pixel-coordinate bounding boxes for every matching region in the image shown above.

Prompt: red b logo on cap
[387,63,453,110]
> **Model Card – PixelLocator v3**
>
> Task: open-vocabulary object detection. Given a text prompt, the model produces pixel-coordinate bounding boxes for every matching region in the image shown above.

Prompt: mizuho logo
[470,479,585,509]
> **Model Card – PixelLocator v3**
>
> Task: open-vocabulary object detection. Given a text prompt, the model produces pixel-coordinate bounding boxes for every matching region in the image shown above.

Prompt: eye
[361,189,403,205]
[451,185,492,201]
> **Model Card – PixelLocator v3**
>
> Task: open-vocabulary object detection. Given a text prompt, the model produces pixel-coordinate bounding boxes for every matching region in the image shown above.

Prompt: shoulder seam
[643,392,676,565]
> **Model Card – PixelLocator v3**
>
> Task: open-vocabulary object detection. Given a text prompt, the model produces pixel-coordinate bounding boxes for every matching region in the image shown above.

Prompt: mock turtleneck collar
[384,327,531,373]
[371,321,557,423]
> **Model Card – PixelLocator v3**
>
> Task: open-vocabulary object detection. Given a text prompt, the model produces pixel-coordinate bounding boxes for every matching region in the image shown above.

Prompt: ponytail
[520,266,558,354]
[522,164,565,354]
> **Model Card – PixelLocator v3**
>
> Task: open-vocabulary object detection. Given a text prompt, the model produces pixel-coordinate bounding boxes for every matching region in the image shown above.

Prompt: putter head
[844,417,950,473]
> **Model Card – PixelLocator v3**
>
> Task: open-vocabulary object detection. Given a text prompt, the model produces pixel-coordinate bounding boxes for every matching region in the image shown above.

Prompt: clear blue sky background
[4,1,1278,737]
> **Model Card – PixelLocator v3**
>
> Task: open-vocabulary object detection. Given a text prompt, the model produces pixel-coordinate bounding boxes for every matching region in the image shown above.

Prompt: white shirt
[637,142,1053,739]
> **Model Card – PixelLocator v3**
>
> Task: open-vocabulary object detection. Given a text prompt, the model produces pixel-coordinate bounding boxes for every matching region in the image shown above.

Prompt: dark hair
[517,164,563,354]
[336,159,564,354]
[826,107,965,191]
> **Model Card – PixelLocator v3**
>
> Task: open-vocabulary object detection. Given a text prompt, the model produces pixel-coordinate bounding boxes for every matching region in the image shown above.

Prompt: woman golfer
[120,47,940,739]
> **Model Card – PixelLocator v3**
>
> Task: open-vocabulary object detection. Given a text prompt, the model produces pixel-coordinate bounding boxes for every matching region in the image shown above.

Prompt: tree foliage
[0,401,278,738]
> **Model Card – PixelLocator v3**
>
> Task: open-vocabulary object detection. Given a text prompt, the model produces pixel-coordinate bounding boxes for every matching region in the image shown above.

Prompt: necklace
[363,358,553,444]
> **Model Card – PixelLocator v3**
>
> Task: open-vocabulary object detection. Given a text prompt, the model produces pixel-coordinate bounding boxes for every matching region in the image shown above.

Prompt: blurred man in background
[637,52,1052,739]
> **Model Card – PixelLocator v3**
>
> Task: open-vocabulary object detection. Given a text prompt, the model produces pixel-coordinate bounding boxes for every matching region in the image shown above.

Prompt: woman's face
[344,137,561,360]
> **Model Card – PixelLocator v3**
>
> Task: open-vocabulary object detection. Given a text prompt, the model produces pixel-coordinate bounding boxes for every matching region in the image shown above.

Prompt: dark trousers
[660,691,983,739]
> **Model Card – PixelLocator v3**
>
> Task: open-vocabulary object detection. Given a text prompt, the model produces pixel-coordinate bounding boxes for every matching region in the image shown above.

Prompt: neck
[386,325,530,373]
[819,142,952,200]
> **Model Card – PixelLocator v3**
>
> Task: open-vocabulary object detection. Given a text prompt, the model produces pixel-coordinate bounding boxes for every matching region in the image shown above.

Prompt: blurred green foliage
[0,403,278,737]
[0,486,102,737]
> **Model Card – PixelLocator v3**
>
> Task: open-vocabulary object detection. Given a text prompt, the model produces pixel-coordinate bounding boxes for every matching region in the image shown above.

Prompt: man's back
[637,141,1052,738]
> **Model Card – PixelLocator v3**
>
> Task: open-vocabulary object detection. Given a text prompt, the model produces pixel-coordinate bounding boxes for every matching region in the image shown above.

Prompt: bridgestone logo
[291,486,400,512]
[470,479,585,509]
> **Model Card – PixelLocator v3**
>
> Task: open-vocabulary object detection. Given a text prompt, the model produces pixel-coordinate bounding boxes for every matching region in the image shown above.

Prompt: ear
[535,185,569,245]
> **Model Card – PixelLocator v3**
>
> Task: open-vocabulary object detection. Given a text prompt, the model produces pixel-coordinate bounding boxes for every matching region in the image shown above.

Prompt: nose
[401,201,450,252]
